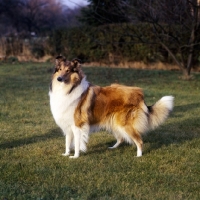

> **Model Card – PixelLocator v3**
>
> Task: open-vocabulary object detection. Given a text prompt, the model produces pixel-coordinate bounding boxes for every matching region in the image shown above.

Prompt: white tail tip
[160,96,174,111]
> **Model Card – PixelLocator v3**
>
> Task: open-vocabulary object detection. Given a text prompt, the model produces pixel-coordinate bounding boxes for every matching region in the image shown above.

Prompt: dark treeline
[0,0,200,78]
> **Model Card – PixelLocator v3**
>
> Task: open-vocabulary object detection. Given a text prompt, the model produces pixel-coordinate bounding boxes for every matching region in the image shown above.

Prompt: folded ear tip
[55,55,66,65]
[72,58,82,64]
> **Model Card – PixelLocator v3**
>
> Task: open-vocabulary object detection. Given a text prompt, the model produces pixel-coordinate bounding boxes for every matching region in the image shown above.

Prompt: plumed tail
[148,96,174,130]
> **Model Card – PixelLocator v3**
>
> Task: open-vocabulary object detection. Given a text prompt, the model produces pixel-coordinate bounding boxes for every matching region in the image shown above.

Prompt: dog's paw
[136,150,142,157]
[62,153,70,156]
[69,155,79,159]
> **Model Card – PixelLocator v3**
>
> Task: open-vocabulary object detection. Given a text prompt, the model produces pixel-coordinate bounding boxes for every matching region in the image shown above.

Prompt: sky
[62,0,88,8]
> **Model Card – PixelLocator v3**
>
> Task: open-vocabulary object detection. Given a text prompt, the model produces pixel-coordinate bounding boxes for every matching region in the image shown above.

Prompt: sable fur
[49,56,174,158]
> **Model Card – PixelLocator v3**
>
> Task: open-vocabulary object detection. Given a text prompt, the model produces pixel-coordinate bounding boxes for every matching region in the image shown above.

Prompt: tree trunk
[186,49,193,77]
[159,41,190,77]
[185,0,200,79]
[186,27,195,77]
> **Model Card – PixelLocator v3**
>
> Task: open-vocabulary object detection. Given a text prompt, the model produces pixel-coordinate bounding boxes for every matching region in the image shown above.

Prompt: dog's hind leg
[132,135,143,157]
[124,126,143,157]
[108,128,125,149]
[62,129,73,156]
[109,138,124,149]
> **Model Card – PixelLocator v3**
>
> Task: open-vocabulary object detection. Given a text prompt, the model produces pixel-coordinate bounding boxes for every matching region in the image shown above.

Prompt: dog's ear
[54,56,66,73]
[72,58,82,64]
[71,58,82,72]
[55,55,66,66]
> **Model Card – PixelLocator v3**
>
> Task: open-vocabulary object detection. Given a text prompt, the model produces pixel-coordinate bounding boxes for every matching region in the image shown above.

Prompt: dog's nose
[57,77,62,82]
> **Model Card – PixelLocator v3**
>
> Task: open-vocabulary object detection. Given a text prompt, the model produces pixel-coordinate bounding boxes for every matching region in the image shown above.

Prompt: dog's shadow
[80,142,131,158]
[0,128,62,149]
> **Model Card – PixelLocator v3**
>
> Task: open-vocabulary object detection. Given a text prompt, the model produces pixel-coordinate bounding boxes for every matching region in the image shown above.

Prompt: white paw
[137,150,142,157]
[62,153,70,156]
[108,146,115,149]
[69,155,79,159]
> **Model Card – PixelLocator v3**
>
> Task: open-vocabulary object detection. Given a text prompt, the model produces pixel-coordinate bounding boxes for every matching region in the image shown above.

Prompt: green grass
[0,62,200,200]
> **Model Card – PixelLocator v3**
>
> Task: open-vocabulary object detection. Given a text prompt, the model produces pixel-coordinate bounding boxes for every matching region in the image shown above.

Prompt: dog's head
[53,55,84,84]
[50,56,85,93]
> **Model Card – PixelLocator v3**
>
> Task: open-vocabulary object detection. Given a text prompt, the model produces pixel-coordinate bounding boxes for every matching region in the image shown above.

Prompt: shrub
[48,24,168,64]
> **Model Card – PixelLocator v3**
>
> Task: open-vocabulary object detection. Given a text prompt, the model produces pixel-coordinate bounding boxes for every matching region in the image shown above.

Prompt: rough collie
[49,56,174,158]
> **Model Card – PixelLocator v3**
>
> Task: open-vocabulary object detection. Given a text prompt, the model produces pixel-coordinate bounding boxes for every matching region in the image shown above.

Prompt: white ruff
[49,77,89,132]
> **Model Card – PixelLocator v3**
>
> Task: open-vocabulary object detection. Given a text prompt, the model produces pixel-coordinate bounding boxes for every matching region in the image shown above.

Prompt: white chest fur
[49,77,89,132]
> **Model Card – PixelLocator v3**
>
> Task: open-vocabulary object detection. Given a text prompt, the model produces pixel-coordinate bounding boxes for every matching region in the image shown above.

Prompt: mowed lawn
[0,62,200,200]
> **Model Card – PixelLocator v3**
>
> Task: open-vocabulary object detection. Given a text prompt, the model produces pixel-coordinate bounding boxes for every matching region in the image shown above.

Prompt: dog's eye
[59,68,62,71]
[66,69,70,73]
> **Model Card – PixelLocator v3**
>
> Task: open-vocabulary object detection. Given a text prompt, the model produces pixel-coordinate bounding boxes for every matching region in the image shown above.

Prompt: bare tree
[0,0,68,34]
[79,0,200,78]
[127,0,200,78]
[0,0,22,33]
[18,0,66,33]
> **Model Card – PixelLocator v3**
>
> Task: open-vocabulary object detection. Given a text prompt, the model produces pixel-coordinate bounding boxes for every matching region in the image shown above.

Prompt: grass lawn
[0,62,200,200]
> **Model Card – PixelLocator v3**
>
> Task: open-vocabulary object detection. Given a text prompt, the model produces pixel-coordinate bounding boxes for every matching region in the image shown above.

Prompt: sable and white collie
[49,56,174,158]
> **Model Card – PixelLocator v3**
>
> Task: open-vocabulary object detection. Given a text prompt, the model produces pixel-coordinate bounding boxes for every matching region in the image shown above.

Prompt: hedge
[48,23,199,66]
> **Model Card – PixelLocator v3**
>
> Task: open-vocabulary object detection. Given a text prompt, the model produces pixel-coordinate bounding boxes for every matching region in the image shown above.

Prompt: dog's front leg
[70,125,81,158]
[62,130,73,156]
